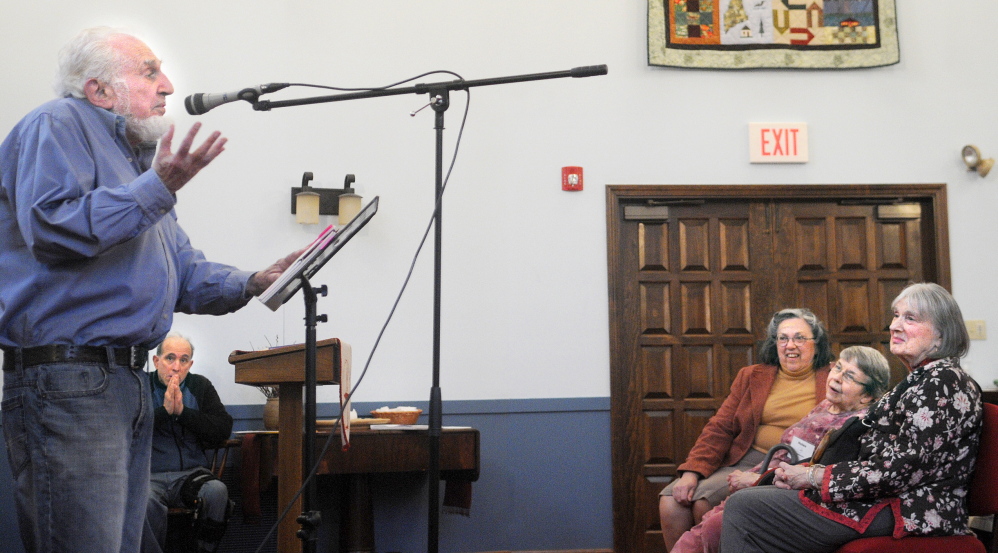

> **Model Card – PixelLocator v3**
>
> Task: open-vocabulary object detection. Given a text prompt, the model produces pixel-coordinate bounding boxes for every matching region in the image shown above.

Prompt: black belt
[1,345,149,371]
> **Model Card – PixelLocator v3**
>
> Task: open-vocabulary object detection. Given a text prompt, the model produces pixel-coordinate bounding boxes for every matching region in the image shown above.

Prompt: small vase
[263,397,279,430]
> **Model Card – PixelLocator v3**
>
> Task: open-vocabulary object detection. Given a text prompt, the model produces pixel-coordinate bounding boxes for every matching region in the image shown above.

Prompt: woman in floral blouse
[719,283,983,553]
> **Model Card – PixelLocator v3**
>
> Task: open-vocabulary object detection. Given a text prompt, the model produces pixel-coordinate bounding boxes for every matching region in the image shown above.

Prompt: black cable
[284,70,464,94]
[250,80,471,553]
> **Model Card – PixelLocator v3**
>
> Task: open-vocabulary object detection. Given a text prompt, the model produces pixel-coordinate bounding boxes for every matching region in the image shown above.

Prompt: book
[258,196,379,310]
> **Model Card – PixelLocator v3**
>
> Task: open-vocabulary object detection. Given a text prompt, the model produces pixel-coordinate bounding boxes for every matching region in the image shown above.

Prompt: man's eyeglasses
[162,353,192,365]
[776,334,814,346]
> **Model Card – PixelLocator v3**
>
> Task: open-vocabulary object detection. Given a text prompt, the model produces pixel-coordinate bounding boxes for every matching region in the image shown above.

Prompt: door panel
[781,201,927,384]
[628,201,765,552]
[607,185,950,553]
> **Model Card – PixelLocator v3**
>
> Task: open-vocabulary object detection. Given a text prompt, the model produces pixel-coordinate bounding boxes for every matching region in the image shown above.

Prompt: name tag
[790,436,816,460]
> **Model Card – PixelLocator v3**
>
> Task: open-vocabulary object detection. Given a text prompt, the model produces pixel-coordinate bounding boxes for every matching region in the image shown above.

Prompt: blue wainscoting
[1,397,612,553]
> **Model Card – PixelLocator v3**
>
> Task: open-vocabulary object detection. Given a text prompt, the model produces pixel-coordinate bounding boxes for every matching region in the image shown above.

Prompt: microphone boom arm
[251,64,607,111]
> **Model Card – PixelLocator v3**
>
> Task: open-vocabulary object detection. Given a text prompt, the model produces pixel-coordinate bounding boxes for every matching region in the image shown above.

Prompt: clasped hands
[163,374,184,416]
[773,462,822,490]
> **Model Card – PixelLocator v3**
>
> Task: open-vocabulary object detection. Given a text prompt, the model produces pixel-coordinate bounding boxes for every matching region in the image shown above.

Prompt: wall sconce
[291,173,362,224]
[962,145,993,177]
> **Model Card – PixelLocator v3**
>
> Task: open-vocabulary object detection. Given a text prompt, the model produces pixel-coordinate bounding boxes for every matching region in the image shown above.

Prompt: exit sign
[749,122,808,163]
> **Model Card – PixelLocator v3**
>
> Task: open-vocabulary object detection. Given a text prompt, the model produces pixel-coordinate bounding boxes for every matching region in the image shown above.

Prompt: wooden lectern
[230,338,350,553]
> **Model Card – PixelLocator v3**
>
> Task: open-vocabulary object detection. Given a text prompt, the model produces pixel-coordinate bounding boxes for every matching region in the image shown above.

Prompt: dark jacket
[149,371,233,473]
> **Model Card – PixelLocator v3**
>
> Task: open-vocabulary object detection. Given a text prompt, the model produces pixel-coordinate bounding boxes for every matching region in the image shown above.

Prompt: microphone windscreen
[184,94,205,115]
[570,65,608,78]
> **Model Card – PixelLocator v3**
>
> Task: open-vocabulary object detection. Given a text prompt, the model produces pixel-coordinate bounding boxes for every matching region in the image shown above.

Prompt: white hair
[54,26,129,98]
[157,332,195,356]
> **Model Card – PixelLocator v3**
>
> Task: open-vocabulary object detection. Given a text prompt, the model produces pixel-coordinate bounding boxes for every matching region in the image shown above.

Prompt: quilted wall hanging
[648,0,899,69]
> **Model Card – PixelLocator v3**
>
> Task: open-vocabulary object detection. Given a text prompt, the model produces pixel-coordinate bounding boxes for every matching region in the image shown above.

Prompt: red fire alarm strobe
[562,166,583,191]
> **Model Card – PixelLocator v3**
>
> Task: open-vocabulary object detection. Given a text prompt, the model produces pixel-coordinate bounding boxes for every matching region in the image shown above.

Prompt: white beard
[109,81,172,144]
[126,115,173,144]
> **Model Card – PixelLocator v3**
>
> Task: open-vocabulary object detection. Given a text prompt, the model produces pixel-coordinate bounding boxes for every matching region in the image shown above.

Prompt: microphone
[569,65,608,78]
[184,83,290,115]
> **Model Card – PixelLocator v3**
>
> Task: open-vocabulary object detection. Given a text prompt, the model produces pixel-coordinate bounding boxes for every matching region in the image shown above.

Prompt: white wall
[2,1,996,407]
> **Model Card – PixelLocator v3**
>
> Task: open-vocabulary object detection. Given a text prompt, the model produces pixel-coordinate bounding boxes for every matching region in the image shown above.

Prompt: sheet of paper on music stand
[258,196,379,311]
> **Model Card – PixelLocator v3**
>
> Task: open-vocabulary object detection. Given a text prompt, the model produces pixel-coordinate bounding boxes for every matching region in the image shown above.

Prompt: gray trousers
[719,487,894,553]
[142,468,229,553]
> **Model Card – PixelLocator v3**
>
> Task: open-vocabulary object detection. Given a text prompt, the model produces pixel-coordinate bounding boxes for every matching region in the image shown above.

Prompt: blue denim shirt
[0,97,252,348]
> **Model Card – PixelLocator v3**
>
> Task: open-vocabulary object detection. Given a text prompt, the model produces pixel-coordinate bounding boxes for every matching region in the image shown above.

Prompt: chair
[833,402,998,553]
[165,438,241,553]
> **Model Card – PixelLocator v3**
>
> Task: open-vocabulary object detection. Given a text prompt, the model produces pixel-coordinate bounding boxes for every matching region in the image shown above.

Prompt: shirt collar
[69,96,127,138]
[72,98,157,154]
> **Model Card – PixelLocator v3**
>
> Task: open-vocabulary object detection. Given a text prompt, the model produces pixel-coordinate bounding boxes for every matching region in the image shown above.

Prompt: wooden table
[239,427,480,553]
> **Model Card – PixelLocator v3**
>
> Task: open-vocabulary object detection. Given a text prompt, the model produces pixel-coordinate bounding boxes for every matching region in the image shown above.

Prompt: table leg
[240,433,263,522]
[339,474,375,553]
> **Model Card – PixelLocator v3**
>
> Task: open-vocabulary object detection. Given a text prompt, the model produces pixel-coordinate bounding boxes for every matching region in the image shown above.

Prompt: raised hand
[154,122,227,193]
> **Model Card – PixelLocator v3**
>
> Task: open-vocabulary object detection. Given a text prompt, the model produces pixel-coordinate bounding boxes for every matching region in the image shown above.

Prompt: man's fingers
[159,125,177,154]
[175,121,202,157]
[190,132,226,163]
[207,136,227,161]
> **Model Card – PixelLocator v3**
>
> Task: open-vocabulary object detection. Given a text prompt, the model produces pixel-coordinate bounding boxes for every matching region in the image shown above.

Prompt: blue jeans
[1,359,153,553]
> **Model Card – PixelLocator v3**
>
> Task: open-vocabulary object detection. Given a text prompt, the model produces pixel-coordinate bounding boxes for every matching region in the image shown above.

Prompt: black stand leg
[298,278,326,553]
[426,88,450,553]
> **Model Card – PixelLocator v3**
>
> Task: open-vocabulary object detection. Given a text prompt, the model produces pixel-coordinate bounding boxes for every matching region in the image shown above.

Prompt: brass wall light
[962,145,993,177]
[291,173,362,224]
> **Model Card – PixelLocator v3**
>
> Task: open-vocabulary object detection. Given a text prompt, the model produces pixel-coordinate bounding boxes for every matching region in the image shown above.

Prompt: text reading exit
[749,122,809,163]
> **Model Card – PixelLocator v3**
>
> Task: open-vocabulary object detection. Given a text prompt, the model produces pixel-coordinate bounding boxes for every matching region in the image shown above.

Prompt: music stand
[257,196,379,552]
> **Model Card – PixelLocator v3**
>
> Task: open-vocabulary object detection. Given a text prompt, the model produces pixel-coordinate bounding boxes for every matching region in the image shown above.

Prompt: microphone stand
[252,64,607,553]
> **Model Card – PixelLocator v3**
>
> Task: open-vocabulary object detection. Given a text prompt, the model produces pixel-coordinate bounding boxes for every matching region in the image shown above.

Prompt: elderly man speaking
[0,27,298,552]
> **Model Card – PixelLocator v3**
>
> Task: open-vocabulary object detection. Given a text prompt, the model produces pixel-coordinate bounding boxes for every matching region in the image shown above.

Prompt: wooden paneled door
[606,185,950,553]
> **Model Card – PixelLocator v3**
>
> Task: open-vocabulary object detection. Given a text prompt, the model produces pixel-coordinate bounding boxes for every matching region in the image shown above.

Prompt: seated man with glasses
[142,333,233,553]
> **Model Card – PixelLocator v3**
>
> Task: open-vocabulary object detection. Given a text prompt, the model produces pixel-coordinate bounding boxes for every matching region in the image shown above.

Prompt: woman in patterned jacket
[718,282,983,553]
